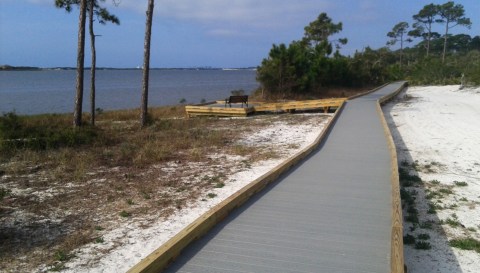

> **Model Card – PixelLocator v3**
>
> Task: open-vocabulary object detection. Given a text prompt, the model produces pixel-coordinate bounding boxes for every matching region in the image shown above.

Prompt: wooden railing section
[185,98,346,117]
[376,81,407,273]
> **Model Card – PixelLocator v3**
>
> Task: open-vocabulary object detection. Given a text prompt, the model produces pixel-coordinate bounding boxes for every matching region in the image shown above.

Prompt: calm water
[0,69,259,115]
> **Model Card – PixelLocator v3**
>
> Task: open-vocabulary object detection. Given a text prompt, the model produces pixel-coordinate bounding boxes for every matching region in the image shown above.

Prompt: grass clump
[438,188,453,195]
[54,250,71,262]
[419,221,434,230]
[415,241,432,250]
[403,234,416,245]
[0,188,11,201]
[417,233,431,240]
[119,210,131,218]
[214,182,225,188]
[207,193,217,198]
[430,179,441,185]
[449,238,480,253]
[445,217,461,228]
[454,181,468,187]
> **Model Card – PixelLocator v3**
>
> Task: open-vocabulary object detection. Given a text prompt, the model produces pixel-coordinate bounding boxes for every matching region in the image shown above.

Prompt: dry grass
[0,106,329,272]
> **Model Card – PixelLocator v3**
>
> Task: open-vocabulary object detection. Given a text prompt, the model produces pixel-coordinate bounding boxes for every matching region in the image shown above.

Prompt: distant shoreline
[0,65,257,71]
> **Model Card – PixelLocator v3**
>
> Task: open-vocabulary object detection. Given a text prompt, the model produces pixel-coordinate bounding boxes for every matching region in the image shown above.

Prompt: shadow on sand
[382,90,462,273]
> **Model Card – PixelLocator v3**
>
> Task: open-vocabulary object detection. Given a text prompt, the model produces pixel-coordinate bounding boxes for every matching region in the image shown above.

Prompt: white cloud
[115,0,331,28]
[24,0,332,28]
[25,0,334,38]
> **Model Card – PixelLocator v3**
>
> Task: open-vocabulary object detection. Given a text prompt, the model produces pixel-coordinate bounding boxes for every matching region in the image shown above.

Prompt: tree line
[256,1,478,98]
[55,0,155,128]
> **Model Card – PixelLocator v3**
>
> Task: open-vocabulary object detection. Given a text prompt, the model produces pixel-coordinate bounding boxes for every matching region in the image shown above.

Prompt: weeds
[0,112,100,154]
[404,234,416,245]
[415,241,432,250]
[0,187,11,201]
[214,182,225,188]
[54,250,70,262]
[207,193,217,199]
[430,179,441,185]
[439,188,453,195]
[445,215,461,228]
[119,210,131,218]
[454,181,468,187]
[419,221,434,230]
[417,233,431,240]
[449,238,480,253]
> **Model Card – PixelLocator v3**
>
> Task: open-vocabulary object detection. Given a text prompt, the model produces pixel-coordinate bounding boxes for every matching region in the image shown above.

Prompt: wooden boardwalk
[130,82,406,273]
[185,98,345,117]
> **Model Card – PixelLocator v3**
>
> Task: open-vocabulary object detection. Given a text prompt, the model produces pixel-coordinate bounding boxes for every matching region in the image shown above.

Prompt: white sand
[49,113,332,273]
[384,85,480,273]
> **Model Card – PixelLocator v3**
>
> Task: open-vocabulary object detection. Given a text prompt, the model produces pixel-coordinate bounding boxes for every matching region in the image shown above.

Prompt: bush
[0,112,99,154]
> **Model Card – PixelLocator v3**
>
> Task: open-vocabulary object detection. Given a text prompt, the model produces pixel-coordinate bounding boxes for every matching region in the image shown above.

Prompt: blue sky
[0,0,479,68]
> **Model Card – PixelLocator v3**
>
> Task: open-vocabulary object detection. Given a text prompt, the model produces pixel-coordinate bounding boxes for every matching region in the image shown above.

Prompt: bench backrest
[228,95,248,103]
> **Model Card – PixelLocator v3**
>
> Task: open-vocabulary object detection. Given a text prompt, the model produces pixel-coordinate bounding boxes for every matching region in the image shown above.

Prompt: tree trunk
[426,32,430,57]
[400,33,404,69]
[442,21,449,63]
[74,0,87,127]
[140,0,155,128]
[88,0,96,126]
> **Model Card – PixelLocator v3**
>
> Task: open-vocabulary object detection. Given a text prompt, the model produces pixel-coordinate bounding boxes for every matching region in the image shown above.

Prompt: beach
[384,85,480,273]
[2,85,479,272]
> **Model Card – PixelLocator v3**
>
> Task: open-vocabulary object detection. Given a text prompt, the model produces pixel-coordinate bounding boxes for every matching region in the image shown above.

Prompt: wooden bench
[225,95,248,108]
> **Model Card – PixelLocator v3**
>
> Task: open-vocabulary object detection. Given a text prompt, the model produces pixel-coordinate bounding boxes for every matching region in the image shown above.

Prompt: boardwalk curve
[130,82,407,273]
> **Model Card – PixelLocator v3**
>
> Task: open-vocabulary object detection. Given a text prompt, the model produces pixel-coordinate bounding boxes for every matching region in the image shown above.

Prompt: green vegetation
[214,182,225,188]
[119,210,131,218]
[404,234,416,245]
[207,193,217,199]
[418,233,431,240]
[445,214,461,228]
[0,188,11,201]
[0,112,99,154]
[415,240,432,250]
[257,2,478,99]
[454,181,468,187]
[449,238,480,253]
